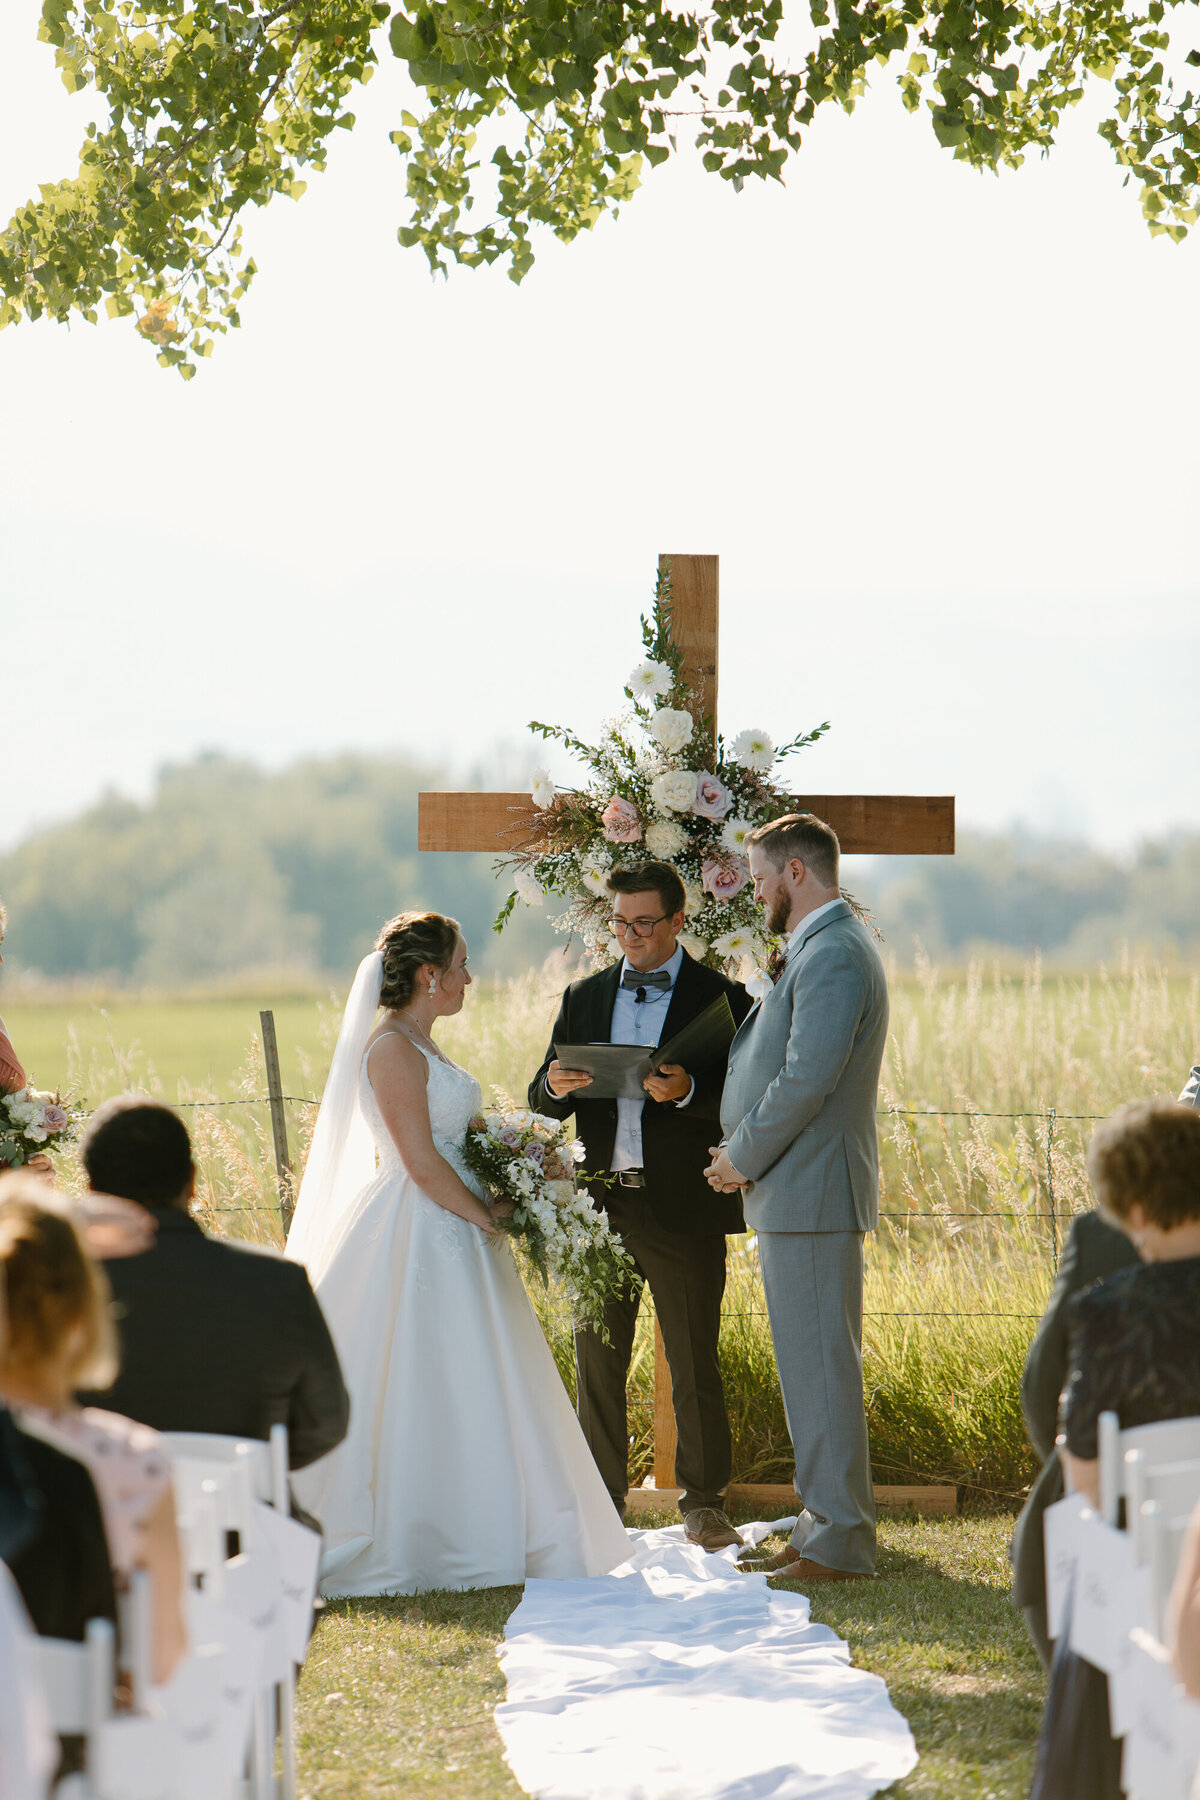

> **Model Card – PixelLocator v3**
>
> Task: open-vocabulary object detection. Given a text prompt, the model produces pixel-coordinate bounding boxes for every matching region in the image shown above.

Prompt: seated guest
[2,1404,117,1645]
[1030,1098,1200,1800]
[1011,1211,1138,1665]
[1169,1495,1200,1700]
[78,1097,349,1475]
[0,1178,186,1684]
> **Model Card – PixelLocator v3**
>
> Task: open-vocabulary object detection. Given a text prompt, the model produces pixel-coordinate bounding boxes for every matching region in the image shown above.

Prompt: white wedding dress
[290,1034,629,1597]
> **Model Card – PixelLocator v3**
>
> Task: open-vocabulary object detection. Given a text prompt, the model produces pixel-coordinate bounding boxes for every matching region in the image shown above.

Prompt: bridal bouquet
[492,561,850,983]
[0,1086,81,1168]
[463,1098,634,1335]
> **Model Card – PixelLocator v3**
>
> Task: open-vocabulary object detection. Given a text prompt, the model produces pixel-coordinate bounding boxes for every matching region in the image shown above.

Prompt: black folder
[553,992,738,1101]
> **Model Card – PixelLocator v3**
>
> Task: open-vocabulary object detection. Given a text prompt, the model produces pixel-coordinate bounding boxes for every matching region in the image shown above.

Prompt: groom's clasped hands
[704,1143,748,1195]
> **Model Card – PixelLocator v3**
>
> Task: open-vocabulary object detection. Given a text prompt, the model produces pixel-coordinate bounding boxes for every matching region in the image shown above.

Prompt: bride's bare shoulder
[363,1027,428,1081]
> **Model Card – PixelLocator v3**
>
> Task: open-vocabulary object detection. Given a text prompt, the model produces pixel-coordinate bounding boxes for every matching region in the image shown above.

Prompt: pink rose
[691,773,733,822]
[701,856,750,901]
[600,794,643,843]
[524,1141,546,1167]
[42,1105,69,1132]
[498,1125,522,1148]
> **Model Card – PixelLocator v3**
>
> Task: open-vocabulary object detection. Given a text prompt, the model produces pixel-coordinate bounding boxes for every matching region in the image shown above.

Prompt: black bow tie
[622,967,672,992]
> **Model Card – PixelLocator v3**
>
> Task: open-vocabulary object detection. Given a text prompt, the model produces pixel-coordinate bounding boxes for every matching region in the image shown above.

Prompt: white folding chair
[34,1616,115,1799]
[160,1426,296,1800]
[1129,1458,1200,1566]
[1098,1413,1200,1527]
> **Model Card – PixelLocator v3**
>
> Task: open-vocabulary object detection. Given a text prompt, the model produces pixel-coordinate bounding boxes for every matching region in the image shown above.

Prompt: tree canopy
[3,0,1198,373]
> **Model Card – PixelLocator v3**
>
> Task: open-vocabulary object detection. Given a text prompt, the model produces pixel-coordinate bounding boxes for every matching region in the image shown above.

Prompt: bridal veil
[284,950,383,1286]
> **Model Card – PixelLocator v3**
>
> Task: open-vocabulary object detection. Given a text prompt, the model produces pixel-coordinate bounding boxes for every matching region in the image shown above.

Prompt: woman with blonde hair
[0,1175,187,1684]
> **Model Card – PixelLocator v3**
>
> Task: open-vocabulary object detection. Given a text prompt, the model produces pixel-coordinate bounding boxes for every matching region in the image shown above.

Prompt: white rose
[627,658,674,701]
[682,880,705,918]
[678,932,709,961]
[530,765,556,808]
[720,815,755,854]
[730,728,776,772]
[514,868,543,907]
[648,707,694,755]
[644,820,686,858]
[650,769,699,813]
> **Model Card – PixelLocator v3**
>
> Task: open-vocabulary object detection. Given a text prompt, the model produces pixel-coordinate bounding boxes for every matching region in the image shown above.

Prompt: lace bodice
[359,1036,486,1196]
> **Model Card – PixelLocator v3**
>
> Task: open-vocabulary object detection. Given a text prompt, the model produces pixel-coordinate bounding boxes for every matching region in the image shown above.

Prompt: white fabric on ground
[495,1518,917,1800]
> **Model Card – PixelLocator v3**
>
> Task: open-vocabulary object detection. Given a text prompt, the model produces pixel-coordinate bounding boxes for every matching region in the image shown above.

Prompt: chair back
[34,1615,115,1741]
[1098,1411,1200,1525]
[1127,1454,1200,1563]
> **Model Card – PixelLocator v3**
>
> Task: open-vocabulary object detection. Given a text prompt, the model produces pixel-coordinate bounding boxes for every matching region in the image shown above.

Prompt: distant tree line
[1,752,1196,984]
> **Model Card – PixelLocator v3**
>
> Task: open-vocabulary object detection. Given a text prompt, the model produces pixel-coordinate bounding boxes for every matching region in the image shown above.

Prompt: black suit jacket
[3,1415,117,1641]
[81,1210,350,1470]
[529,950,753,1235]
[1011,1209,1139,1611]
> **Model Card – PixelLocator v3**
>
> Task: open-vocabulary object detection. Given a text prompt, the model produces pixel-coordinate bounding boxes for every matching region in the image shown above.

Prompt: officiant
[529,861,752,1553]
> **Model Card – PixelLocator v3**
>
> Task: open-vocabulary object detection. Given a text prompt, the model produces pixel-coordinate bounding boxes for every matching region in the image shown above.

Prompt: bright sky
[2,4,1197,857]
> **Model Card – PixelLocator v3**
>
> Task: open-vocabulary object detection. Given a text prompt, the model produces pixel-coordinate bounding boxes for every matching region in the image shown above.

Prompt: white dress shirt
[608,942,692,1171]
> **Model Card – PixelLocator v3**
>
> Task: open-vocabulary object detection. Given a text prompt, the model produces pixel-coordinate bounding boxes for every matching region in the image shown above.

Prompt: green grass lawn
[295,1512,1044,1800]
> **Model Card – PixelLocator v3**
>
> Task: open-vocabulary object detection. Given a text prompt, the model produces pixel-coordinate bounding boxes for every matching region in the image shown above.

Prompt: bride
[285,910,628,1595]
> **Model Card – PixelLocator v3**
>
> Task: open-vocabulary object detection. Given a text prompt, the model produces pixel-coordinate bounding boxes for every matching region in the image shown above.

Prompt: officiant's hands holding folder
[545,1059,692,1103]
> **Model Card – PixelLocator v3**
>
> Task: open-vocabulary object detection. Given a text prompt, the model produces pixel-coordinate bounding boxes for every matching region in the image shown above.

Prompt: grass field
[296,1510,1045,1800]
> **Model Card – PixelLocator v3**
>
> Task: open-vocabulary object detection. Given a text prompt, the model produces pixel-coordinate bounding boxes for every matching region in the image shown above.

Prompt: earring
[428,976,438,998]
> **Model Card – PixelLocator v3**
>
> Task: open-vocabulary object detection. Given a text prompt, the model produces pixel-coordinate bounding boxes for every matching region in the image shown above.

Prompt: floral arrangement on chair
[492,564,832,979]
[0,1086,82,1168]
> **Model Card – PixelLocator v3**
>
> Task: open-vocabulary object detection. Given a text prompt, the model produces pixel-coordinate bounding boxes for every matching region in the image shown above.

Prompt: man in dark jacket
[77,1097,349,1480]
[1011,1209,1138,1664]
[529,861,753,1552]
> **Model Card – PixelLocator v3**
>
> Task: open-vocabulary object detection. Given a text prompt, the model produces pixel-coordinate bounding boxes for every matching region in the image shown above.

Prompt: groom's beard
[766,890,791,937]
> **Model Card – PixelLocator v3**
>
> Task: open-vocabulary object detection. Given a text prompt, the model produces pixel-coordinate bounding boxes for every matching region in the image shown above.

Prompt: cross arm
[417,791,954,855]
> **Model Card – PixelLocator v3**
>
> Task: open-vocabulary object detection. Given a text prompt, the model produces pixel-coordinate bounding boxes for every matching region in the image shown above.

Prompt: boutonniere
[765,944,789,986]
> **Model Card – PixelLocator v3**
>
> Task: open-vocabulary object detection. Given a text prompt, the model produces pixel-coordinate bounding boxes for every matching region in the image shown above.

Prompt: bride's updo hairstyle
[375,911,461,1009]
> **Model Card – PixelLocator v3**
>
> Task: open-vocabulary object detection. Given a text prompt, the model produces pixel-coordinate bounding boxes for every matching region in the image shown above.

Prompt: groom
[706,813,888,1581]
[529,860,753,1552]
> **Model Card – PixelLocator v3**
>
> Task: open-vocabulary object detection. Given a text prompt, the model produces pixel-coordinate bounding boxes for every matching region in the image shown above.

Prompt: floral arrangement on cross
[493,567,832,985]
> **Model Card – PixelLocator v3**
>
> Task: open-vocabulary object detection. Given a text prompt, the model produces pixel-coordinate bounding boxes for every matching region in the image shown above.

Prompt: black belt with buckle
[616,1169,646,1189]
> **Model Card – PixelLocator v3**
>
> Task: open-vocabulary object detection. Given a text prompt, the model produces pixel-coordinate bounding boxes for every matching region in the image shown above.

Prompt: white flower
[682,880,705,918]
[650,769,698,813]
[567,1138,586,1163]
[746,970,774,1001]
[648,707,694,755]
[720,815,755,854]
[644,820,686,858]
[730,728,776,772]
[580,865,609,897]
[678,932,709,960]
[627,658,674,701]
[513,868,544,907]
[530,766,556,809]
[712,926,758,960]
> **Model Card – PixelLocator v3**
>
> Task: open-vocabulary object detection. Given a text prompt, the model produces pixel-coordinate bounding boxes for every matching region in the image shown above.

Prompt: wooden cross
[418,554,955,1491]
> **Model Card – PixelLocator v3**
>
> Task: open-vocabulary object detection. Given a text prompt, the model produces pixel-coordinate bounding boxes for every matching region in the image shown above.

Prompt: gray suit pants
[757,1229,876,1574]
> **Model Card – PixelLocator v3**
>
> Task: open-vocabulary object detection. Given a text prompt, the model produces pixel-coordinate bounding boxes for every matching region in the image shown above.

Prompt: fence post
[1045,1106,1058,1272]
[653,1315,677,1490]
[259,1010,294,1235]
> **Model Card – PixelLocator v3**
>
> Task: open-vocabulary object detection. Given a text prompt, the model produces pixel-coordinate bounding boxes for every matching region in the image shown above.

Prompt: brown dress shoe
[683,1507,744,1552]
[767,1555,870,1586]
[738,1541,806,1573]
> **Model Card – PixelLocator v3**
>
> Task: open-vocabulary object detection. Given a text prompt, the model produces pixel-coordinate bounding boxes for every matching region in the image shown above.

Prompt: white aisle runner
[495,1519,918,1800]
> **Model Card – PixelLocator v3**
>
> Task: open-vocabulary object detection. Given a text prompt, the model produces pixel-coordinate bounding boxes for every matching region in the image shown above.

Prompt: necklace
[388,1010,449,1062]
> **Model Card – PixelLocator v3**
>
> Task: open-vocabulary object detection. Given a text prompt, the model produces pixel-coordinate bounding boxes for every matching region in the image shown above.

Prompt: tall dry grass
[48,955,1197,1500]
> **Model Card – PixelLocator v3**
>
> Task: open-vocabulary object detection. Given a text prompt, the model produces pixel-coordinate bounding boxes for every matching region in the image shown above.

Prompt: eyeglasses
[609,914,671,938]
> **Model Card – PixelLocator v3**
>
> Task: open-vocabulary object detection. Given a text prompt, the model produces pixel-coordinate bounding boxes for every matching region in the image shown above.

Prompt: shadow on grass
[320,1585,525,1637]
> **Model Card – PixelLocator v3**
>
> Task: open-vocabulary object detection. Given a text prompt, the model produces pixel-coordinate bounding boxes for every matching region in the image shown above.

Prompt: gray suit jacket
[719,900,889,1233]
